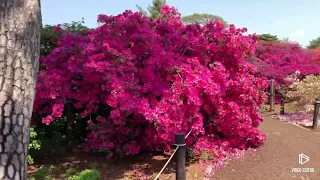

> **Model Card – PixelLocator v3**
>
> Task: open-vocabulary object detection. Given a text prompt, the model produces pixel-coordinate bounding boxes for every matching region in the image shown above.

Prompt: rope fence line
[153,130,192,180]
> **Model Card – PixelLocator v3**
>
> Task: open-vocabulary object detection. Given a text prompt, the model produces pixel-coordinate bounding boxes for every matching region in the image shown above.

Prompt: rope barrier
[185,130,192,139]
[153,145,179,180]
[153,130,191,180]
[153,118,212,180]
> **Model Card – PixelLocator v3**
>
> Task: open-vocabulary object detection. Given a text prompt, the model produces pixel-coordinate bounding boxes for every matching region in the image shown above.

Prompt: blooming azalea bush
[251,41,320,127]
[34,32,91,125]
[250,41,320,109]
[310,47,320,62]
[253,41,320,86]
[34,6,268,168]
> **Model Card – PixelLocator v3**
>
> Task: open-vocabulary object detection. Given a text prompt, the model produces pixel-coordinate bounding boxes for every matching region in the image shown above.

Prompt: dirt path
[214,114,320,180]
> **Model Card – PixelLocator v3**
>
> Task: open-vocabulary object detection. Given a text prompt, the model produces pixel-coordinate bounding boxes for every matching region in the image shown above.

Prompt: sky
[41,0,320,47]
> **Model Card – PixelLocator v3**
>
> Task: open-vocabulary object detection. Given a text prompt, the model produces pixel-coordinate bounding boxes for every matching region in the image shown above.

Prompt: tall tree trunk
[0,0,41,179]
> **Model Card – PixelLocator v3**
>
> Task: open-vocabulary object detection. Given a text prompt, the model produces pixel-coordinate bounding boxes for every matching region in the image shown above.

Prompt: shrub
[67,169,100,180]
[30,166,52,180]
[66,168,77,177]
[34,5,267,164]
[253,41,320,86]
[28,127,41,164]
[286,75,320,111]
[310,47,320,63]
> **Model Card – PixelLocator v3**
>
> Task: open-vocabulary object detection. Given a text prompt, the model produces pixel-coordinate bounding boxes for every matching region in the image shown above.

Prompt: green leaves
[308,36,320,49]
[136,0,167,19]
[182,13,228,27]
[258,33,279,42]
[67,169,100,180]
[40,19,90,56]
[28,127,41,164]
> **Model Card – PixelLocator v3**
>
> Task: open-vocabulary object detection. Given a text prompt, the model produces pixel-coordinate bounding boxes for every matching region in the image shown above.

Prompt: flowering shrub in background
[310,47,320,62]
[33,5,268,170]
[285,75,320,111]
[250,41,320,106]
[253,41,320,86]
[277,75,320,127]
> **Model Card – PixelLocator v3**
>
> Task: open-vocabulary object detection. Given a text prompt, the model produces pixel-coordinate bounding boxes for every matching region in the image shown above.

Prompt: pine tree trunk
[0,0,41,179]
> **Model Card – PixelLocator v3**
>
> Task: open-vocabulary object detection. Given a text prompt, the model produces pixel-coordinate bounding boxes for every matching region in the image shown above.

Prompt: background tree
[258,33,279,42]
[307,36,320,49]
[281,37,290,43]
[136,0,166,18]
[40,18,90,56]
[0,0,42,179]
[182,13,228,26]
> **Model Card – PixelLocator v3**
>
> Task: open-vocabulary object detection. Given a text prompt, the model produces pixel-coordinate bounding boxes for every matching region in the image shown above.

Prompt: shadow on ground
[29,151,204,180]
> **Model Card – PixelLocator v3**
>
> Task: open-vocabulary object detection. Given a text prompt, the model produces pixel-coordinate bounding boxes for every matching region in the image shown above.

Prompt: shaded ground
[28,109,320,180]
[28,151,205,179]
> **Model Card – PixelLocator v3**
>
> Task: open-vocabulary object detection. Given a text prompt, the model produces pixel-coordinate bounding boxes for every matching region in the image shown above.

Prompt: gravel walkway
[214,114,320,180]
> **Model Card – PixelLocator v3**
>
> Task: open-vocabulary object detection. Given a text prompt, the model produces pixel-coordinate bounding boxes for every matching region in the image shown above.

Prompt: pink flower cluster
[278,112,315,126]
[34,6,267,159]
[253,41,320,85]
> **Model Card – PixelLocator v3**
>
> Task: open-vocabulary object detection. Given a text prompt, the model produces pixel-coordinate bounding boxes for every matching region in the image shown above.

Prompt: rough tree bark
[0,0,41,179]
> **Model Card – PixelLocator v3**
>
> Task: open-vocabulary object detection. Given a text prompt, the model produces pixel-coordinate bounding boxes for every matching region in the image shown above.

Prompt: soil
[28,151,205,179]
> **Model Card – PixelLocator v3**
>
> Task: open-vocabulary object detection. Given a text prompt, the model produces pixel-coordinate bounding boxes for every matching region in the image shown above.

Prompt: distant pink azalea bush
[252,41,320,88]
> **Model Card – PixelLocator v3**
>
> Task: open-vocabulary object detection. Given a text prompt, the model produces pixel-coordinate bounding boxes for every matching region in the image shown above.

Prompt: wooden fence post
[312,99,320,130]
[175,133,186,180]
[269,79,275,112]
